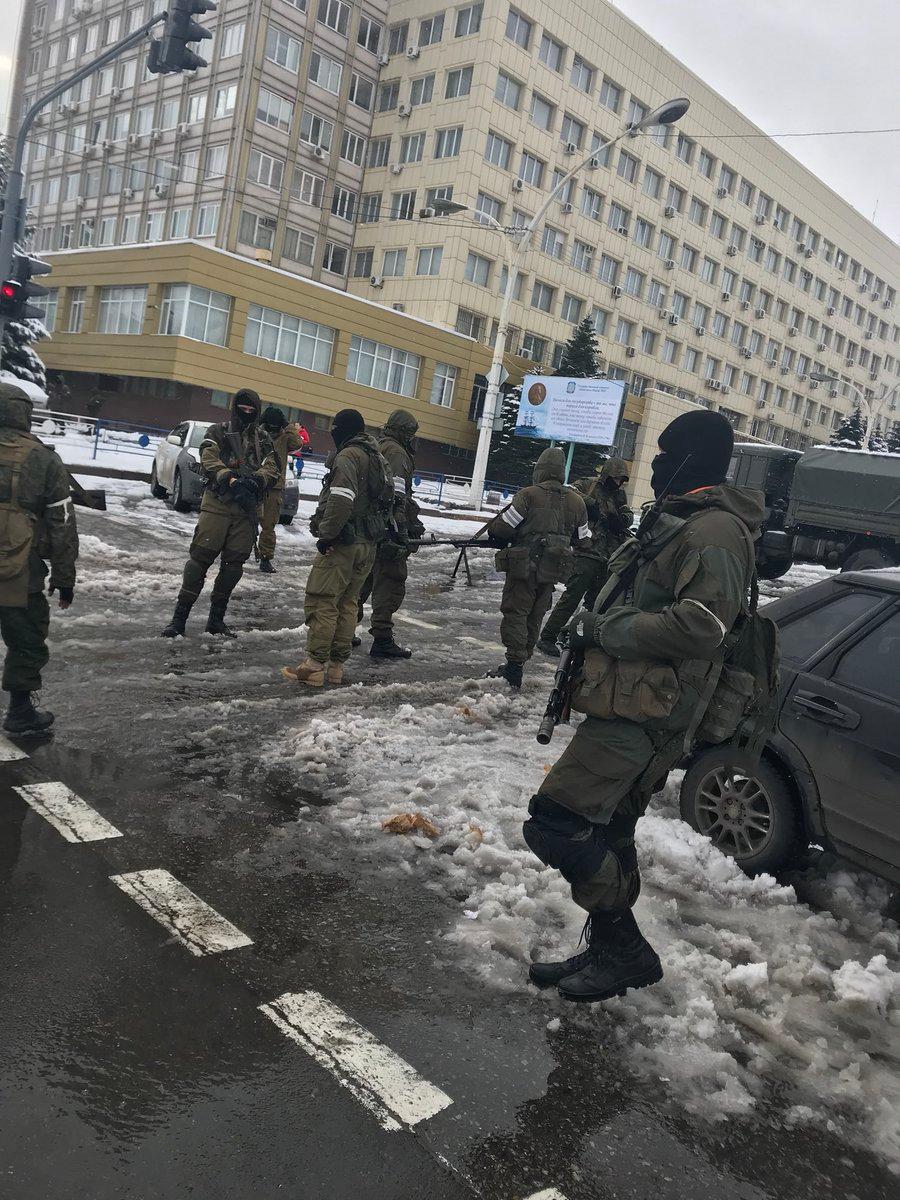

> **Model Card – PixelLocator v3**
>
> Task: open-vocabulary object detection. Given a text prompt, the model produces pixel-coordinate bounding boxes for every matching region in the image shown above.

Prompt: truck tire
[841,547,898,572]
[757,554,793,581]
[680,749,805,876]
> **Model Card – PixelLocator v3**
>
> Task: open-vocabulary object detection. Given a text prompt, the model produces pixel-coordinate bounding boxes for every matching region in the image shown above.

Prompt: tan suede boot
[326,661,347,685]
[281,659,325,688]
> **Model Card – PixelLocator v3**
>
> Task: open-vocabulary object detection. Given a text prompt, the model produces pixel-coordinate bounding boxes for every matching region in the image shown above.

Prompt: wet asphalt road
[1,490,897,1200]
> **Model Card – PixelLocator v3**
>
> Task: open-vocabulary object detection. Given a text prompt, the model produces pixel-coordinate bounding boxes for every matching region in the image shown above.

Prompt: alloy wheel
[694,766,774,858]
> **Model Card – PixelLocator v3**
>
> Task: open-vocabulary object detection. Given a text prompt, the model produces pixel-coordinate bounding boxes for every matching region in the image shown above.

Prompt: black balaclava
[232,388,261,431]
[261,404,288,434]
[331,408,365,449]
[651,410,734,499]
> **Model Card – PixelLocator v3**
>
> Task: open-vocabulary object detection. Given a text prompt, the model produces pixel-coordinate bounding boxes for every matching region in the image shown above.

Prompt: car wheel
[279,514,294,526]
[171,470,192,512]
[150,464,167,500]
[680,749,805,876]
[841,547,898,572]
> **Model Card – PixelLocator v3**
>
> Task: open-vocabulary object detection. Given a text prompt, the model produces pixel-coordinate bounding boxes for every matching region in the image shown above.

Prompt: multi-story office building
[11,0,900,459]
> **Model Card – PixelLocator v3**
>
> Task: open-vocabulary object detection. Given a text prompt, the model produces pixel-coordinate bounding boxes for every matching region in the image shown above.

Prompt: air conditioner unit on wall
[370,275,384,288]
[625,346,635,357]
[664,205,676,218]
[564,141,577,156]
[612,285,622,298]
[755,307,766,319]
[512,178,524,192]
[716,187,729,198]
[695,326,706,336]
[726,245,738,257]
[389,163,404,175]
[754,213,765,225]
[668,313,679,326]
[406,45,420,59]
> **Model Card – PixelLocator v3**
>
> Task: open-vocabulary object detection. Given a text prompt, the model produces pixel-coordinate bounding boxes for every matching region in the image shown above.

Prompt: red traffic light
[1,282,17,300]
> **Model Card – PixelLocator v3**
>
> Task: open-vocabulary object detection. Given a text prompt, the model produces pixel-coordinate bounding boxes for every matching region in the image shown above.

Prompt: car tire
[171,470,192,513]
[841,547,898,572]
[150,464,167,500]
[279,514,294,526]
[680,748,805,876]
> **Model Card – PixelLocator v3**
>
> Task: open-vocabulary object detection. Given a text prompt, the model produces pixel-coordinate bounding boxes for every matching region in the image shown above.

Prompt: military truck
[728,442,900,578]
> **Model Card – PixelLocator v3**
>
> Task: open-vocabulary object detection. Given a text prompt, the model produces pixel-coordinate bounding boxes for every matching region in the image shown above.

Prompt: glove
[50,584,74,608]
[485,533,506,549]
[410,521,426,540]
[564,609,604,649]
[316,539,334,556]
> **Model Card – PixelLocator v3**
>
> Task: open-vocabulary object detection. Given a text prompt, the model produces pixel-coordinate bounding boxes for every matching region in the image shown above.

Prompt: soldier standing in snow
[525,411,762,1003]
[257,405,305,575]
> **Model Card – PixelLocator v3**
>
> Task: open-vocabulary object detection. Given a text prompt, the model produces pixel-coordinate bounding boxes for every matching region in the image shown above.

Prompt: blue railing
[91,416,171,460]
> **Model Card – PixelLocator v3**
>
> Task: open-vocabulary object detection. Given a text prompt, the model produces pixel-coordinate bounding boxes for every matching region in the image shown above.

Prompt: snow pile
[268,679,900,1168]
[0,370,48,407]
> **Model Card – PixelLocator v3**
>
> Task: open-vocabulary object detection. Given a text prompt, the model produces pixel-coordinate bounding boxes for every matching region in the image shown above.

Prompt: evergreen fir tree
[829,405,865,449]
[887,424,900,454]
[555,317,609,480]
[0,136,48,392]
[868,422,888,454]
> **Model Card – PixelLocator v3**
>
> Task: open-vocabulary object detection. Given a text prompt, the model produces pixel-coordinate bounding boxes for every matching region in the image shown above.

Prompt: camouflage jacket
[489,447,591,551]
[200,420,278,495]
[378,433,423,541]
[311,433,389,544]
[0,387,78,595]
[572,457,633,563]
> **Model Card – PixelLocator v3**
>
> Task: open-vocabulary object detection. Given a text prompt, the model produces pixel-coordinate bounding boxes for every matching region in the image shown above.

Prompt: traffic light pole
[0,11,168,364]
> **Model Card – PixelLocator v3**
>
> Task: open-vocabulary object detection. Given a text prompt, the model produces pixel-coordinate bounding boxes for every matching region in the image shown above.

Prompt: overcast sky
[1,0,898,242]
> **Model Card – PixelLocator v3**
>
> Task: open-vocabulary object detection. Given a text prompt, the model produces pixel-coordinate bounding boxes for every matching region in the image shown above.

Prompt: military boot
[206,602,237,638]
[161,597,193,638]
[259,558,276,574]
[485,662,523,689]
[536,635,561,658]
[326,661,347,685]
[282,659,325,688]
[370,636,412,659]
[557,910,663,1003]
[529,917,599,988]
[3,692,55,736]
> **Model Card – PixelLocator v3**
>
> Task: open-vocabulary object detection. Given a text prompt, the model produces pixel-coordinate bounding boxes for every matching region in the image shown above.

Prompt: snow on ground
[65,476,899,1172]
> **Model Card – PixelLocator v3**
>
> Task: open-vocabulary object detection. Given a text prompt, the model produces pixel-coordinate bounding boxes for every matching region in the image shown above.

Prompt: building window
[519,151,545,187]
[680,244,697,272]
[495,69,522,110]
[238,210,277,251]
[416,245,443,275]
[419,12,444,45]
[598,254,619,285]
[599,76,622,112]
[247,148,284,190]
[608,203,630,234]
[643,168,663,200]
[410,74,434,106]
[531,281,556,312]
[378,79,400,111]
[221,20,245,57]
[400,132,425,163]
[538,32,564,71]
[430,362,457,407]
[390,190,416,220]
[352,248,374,278]
[465,251,492,286]
[675,133,694,164]
[435,126,463,158]
[159,284,231,346]
[530,92,555,131]
[331,185,357,222]
[475,192,502,226]
[292,169,325,206]
[322,242,348,274]
[347,72,374,111]
[265,25,302,72]
[308,50,343,95]
[485,131,513,169]
[624,267,644,298]
[245,303,335,374]
[505,9,532,49]
[300,109,334,150]
[317,0,350,34]
[446,66,473,99]
[358,13,383,54]
[382,248,406,276]
[340,129,366,166]
[580,186,603,221]
[170,208,190,238]
[617,151,639,184]
[368,136,390,168]
[666,183,685,213]
[256,86,292,131]
[570,54,594,93]
[540,225,565,259]
[283,226,316,266]
[98,286,146,335]
[572,240,594,272]
[196,204,220,237]
[614,317,634,346]
[347,335,421,397]
[455,3,482,37]
[698,148,714,178]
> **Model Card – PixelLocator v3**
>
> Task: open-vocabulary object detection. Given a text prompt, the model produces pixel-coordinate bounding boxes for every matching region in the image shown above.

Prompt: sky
[1,0,898,243]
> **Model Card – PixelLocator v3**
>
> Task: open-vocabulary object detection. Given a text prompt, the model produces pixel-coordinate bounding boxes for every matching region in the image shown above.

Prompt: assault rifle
[221,467,263,558]
[68,472,106,511]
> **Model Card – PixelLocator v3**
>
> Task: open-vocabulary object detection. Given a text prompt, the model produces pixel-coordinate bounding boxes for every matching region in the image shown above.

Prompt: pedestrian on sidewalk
[257,405,306,574]
[282,409,392,687]
[0,380,79,735]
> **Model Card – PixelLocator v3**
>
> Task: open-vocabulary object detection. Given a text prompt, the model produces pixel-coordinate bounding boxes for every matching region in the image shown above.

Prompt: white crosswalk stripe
[0,734,29,762]
[110,869,253,955]
[15,781,122,842]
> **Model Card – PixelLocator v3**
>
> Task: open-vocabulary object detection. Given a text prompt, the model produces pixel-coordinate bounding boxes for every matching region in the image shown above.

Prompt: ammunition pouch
[571,649,680,723]
[495,543,532,580]
[535,533,574,585]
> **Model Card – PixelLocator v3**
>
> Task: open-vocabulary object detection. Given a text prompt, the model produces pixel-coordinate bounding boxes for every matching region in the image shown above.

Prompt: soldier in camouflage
[486,447,591,688]
[357,409,426,659]
[257,405,305,574]
[0,381,79,734]
[283,409,390,688]
[525,411,763,1003]
[161,389,278,638]
[537,457,632,656]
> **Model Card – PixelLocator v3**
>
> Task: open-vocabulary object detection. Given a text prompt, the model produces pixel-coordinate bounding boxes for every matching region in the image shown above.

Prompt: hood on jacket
[598,456,629,483]
[383,409,418,444]
[666,484,765,537]
[260,404,288,433]
[231,389,262,429]
[533,446,566,485]
[0,382,33,432]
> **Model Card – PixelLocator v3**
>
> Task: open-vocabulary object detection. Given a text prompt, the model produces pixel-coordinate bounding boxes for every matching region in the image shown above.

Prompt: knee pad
[522,794,611,885]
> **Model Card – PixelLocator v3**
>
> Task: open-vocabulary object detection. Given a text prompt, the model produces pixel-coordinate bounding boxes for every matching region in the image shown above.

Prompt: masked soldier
[283,409,391,688]
[485,446,591,689]
[257,405,305,574]
[0,381,78,734]
[357,409,426,659]
[161,389,277,638]
[525,411,763,1003]
[538,457,632,656]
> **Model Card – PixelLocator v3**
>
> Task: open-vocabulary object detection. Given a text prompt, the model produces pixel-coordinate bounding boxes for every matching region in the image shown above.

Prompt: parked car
[150,420,300,522]
[680,570,900,887]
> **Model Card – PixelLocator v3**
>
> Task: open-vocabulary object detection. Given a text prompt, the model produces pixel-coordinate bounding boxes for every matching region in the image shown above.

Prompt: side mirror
[166,433,182,446]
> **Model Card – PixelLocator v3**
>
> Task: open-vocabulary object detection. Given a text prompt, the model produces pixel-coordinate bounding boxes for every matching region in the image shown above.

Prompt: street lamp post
[426,98,690,508]
[810,371,900,444]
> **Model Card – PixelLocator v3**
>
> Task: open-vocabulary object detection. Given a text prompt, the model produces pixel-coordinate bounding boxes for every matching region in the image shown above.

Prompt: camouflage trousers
[258,489,282,561]
[305,540,376,664]
[499,574,556,664]
[0,591,50,693]
[358,549,408,638]
[540,557,608,643]
[178,494,256,610]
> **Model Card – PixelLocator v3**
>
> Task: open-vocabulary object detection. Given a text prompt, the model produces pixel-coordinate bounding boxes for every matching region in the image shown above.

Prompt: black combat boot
[485,662,523,688]
[259,558,276,574]
[161,598,193,638]
[536,635,561,658]
[370,636,412,659]
[4,691,55,735]
[529,916,599,988]
[556,910,663,1003]
[206,602,237,638]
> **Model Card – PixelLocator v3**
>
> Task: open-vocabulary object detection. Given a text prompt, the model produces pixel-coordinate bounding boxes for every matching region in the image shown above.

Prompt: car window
[831,609,900,701]
[187,425,209,449]
[778,590,884,664]
[169,423,188,444]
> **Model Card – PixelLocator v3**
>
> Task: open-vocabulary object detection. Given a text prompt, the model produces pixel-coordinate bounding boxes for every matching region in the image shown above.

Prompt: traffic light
[0,254,52,322]
[148,0,217,75]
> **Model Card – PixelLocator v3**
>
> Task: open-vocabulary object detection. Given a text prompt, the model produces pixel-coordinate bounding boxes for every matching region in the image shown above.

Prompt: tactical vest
[0,439,38,607]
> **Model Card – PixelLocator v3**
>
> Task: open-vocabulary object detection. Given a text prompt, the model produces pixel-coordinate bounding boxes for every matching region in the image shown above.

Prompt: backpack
[685,577,781,760]
[0,440,37,607]
[358,441,395,542]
